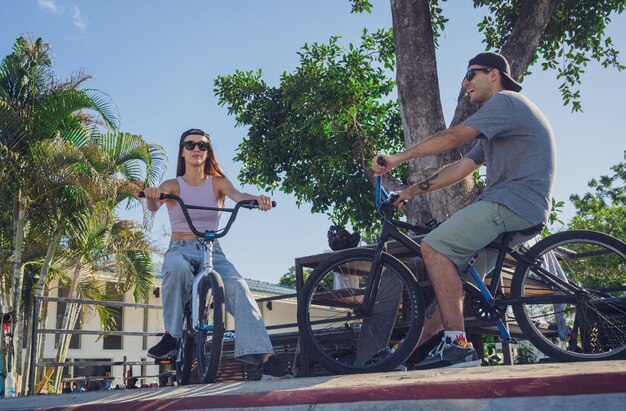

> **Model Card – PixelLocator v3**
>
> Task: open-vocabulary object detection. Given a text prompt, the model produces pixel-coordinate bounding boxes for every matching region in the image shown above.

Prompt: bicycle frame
[138,192,271,331]
[361,178,431,316]
[191,242,215,332]
[366,178,595,344]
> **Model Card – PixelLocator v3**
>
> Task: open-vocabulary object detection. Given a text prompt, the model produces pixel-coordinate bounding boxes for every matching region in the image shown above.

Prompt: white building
[38,274,296,391]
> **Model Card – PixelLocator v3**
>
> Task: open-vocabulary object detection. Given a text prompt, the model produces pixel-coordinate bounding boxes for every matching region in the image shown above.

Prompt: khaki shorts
[422,200,536,270]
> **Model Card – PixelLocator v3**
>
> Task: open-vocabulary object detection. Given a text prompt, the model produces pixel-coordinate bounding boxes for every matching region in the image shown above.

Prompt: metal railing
[28,292,298,395]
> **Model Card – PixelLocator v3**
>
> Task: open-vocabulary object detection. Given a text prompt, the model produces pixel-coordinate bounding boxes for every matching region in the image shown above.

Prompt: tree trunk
[52,260,81,392]
[9,191,27,378]
[52,302,80,393]
[391,0,474,224]
[34,285,50,393]
[23,224,63,395]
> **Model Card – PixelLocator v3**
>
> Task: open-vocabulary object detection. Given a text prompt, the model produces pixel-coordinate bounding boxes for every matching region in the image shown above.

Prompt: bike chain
[465,286,507,321]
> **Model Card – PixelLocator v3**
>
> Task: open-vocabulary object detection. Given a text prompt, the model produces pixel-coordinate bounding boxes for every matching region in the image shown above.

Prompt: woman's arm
[214,176,273,211]
[143,179,178,211]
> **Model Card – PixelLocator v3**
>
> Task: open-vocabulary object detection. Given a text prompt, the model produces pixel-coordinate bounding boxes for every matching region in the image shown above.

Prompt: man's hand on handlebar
[371,154,397,176]
[390,189,411,207]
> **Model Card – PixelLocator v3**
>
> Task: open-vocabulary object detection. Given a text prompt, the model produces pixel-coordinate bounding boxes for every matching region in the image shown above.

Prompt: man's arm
[373,124,480,175]
[395,157,480,203]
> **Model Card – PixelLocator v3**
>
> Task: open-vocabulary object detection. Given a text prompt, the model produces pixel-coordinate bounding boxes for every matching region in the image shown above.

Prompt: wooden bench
[206,331,318,382]
[293,240,528,370]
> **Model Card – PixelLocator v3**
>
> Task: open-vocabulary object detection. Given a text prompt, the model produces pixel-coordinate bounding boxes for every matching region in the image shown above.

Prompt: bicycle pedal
[154,354,175,365]
[499,337,519,344]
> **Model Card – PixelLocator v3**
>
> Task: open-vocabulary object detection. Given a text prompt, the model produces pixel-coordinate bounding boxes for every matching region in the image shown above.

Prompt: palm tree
[22,131,166,393]
[0,36,168,393]
[0,36,120,380]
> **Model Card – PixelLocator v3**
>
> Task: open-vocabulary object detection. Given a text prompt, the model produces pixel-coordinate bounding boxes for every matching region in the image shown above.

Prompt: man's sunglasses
[182,141,210,151]
[464,67,492,81]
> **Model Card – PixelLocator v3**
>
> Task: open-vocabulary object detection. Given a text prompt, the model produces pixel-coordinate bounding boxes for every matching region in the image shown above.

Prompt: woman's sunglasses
[464,67,492,81]
[182,141,210,151]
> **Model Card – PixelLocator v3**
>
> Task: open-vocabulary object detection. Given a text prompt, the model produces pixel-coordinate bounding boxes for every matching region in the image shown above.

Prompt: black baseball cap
[179,128,210,143]
[468,52,522,92]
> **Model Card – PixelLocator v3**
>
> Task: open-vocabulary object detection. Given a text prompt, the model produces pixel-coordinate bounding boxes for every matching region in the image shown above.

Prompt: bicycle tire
[175,308,194,385]
[297,248,424,374]
[511,230,626,361]
[196,271,225,383]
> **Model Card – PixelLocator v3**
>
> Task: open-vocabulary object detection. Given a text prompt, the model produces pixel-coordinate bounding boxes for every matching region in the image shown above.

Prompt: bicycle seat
[506,222,545,237]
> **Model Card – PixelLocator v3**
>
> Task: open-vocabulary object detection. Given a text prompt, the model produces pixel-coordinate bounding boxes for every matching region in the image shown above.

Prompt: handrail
[29,290,298,395]
[38,296,163,310]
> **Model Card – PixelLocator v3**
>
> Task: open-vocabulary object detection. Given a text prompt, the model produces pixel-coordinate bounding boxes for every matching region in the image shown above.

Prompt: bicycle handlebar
[375,156,400,209]
[138,191,276,239]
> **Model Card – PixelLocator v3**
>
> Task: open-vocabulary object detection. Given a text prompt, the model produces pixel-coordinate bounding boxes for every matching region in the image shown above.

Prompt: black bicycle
[297,178,626,374]
[139,191,272,384]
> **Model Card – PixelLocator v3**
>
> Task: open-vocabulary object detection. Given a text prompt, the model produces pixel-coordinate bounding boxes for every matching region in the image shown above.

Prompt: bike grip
[376,156,387,166]
[250,199,277,207]
[389,192,400,203]
[137,191,166,200]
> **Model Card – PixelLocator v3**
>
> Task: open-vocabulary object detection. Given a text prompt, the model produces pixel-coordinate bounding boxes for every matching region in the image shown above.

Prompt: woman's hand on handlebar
[371,153,398,176]
[254,195,274,211]
[143,187,167,211]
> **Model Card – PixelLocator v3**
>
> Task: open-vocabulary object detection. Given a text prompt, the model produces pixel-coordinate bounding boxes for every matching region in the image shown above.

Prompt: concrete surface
[1,360,624,410]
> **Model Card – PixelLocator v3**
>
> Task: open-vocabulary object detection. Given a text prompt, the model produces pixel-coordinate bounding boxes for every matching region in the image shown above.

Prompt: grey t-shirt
[462,91,556,224]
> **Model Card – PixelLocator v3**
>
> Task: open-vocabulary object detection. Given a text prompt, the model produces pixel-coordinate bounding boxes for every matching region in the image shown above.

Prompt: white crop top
[168,176,221,233]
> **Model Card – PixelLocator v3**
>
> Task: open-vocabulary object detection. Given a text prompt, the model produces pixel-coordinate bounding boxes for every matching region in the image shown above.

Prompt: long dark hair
[176,128,226,178]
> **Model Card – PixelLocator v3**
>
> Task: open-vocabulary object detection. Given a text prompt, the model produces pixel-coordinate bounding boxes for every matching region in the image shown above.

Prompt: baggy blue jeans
[161,239,274,364]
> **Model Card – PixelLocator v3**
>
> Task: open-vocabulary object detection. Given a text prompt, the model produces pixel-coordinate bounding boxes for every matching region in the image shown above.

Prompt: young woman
[143,128,291,379]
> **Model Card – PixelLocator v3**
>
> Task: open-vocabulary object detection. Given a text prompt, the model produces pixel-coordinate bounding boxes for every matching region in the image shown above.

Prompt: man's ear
[491,68,503,86]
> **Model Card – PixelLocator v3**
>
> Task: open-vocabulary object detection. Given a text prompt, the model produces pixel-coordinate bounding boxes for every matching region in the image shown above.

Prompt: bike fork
[192,241,213,330]
[467,266,516,344]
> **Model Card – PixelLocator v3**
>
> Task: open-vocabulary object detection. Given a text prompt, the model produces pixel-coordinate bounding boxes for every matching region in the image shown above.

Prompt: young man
[372,52,556,369]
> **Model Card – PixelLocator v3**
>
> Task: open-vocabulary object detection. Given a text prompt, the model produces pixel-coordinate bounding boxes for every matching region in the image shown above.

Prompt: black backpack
[327,225,360,251]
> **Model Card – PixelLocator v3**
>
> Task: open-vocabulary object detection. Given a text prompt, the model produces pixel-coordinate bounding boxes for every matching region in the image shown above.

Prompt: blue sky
[2,1,625,284]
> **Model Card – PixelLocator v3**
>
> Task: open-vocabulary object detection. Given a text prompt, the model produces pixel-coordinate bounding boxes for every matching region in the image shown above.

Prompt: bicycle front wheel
[175,308,194,385]
[297,248,424,374]
[512,230,626,361]
[196,271,225,383]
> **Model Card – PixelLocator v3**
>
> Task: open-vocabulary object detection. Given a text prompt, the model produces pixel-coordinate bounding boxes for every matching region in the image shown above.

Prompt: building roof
[245,278,295,295]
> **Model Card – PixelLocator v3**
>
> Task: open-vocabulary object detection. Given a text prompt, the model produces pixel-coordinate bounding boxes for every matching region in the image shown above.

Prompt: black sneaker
[261,356,293,380]
[414,337,481,370]
[147,334,177,359]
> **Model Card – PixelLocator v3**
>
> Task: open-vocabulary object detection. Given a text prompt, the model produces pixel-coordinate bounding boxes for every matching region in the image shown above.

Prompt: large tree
[0,36,119,379]
[214,0,624,233]
[569,150,626,241]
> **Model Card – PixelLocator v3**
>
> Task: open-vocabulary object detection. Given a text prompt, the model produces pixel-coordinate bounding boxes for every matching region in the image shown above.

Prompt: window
[73,358,111,379]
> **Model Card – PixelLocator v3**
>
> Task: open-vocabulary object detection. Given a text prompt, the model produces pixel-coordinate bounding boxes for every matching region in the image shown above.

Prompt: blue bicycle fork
[467,265,514,343]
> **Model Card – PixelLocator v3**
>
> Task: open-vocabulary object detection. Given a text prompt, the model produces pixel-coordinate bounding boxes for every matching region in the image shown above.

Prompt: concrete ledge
[3,361,625,411]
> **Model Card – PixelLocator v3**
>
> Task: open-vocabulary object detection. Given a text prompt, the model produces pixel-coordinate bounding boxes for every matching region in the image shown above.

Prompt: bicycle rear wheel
[511,230,626,361]
[196,271,225,383]
[297,248,424,374]
[175,307,194,385]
